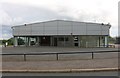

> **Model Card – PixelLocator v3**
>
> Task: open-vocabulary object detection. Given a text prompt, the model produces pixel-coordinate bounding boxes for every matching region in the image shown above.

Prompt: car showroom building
[12,20,111,48]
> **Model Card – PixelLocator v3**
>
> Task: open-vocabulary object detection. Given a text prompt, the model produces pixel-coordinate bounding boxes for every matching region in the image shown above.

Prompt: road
[2,47,119,78]
[2,47,118,61]
[2,46,118,53]
[2,71,118,76]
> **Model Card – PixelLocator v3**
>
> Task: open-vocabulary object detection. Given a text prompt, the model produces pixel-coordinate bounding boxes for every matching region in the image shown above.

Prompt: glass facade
[14,35,108,48]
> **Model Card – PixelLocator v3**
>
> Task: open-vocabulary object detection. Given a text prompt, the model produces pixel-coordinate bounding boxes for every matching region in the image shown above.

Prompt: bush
[7,38,14,45]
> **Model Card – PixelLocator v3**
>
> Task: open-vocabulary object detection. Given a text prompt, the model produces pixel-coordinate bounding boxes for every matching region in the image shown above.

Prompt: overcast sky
[0,0,119,39]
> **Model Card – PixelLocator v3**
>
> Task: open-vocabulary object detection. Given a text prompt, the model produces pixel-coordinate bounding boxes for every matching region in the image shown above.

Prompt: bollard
[56,53,59,60]
[23,54,26,61]
[92,52,94,59]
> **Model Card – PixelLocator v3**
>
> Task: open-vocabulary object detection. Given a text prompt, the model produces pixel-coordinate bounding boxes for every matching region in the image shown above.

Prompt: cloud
[1,3,76,26]
[0,9,12,25]
[0,0,119,39]
[1,25,12,39]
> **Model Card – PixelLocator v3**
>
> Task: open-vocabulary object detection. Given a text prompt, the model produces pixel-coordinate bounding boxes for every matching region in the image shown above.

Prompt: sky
[0,0,119,39]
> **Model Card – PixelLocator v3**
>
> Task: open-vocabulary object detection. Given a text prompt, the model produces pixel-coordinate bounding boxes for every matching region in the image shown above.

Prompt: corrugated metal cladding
[12,20,111,36]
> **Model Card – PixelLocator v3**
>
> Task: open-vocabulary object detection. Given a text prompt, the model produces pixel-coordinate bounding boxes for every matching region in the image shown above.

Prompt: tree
[109,36,116,44]
[0,40,2,45]
[7,38,14,45]
[2,40,7,45]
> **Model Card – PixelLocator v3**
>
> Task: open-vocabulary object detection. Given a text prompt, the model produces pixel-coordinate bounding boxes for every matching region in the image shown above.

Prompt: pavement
[2,58,118,73]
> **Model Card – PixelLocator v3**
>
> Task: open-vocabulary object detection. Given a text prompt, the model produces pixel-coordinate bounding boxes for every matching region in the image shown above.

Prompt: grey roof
[12,19,111,27]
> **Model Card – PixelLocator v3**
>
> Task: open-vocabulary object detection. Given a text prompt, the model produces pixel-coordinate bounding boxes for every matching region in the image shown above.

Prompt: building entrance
[54,38,57,46]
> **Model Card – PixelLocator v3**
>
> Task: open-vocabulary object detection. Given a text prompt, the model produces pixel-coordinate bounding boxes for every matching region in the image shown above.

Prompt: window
[74,36,78,41]
[59,38,64,41]
[65,38,69,41]
[59,37,69,41]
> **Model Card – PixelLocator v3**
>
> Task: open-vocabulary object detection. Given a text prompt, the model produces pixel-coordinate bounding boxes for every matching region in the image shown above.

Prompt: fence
[1,50,119,61]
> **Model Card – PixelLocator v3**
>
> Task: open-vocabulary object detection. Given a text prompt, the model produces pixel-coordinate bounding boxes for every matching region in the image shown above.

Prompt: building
[12,20,111,48]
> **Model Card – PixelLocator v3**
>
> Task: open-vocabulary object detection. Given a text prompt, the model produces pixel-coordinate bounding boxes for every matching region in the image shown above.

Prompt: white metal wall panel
[44,21,57,35]
[58,21,72,35]
[87,30,101,35]
[12,20,110,36]
[101,26,110,31]
[72,22,86,35]
[58,21,72,26]
[73,23,86,30]
[19,26,27,35]
[31,23,44,35]
[87,23,101,31]
[24,26,31,35]
[101,30,109,35]
[13,27,19,36]
[101,25,109,35]
[73,30,86,35]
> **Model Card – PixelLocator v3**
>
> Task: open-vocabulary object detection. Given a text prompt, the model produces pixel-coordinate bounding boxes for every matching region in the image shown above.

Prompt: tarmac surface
[2,46,118,53]
[1,46,119,75]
